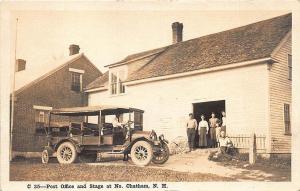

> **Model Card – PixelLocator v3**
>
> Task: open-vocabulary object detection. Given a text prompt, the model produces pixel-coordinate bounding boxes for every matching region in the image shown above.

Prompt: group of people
[186,111,228,152]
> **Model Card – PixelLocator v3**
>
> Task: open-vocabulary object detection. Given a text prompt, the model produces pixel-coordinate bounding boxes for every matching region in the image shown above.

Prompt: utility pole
[10,18,18,161]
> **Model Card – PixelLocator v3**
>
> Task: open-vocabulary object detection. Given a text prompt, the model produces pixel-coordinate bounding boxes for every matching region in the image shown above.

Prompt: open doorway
[193,100,225,147]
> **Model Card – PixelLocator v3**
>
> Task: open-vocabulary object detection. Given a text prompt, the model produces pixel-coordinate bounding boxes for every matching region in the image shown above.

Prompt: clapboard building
[12,45,102,152]
[85,14,292,156]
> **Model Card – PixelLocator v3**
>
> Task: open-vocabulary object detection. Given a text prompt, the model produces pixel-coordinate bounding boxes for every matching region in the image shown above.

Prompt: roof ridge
[81,53,103,75]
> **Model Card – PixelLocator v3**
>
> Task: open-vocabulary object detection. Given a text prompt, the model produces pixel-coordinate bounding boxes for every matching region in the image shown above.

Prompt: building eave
[84,87,108,93]
[124,57,273,86]
[270,31,291,57]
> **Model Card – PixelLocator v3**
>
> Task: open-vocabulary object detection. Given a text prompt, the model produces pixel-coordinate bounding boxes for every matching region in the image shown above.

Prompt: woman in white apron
[198,115,208,148]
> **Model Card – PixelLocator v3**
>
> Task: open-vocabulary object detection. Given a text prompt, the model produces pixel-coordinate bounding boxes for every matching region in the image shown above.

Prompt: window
[110,70,126,95]
[119,70,126,94]
[35,110,49,135]
[71,72,82,92]
[284,104,291,135]
[111,73,118,95]
[288,54,292,80]
[38,111,45,123]
[35,110,48,123]
[134,112,143,130]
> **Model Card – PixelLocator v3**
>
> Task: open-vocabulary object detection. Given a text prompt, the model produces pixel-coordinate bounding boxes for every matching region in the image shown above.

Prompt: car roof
[50,105,144,116]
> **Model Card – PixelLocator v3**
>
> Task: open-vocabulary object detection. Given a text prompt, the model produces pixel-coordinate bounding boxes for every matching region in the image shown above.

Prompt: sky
[13,10,290,89]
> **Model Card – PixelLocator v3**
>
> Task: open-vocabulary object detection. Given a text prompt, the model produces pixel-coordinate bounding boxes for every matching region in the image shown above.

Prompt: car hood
[131,130,154,140]
[133,130,152,135]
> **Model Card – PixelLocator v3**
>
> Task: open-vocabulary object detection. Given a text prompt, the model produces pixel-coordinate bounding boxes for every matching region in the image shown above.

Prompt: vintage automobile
[41,105,169,166]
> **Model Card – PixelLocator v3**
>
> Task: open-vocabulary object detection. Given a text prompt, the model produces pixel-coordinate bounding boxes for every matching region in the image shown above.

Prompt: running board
[106,151,124,154]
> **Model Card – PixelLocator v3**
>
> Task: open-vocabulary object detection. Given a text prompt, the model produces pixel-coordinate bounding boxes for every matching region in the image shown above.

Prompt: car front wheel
[56,142,77,164]
[130,141,153,167]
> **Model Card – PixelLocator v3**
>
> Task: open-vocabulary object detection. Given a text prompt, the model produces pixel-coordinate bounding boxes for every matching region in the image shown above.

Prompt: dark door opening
[193,100,225,147]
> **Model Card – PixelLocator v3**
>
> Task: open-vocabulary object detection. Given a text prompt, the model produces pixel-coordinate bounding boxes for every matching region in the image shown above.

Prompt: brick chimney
[69,44,80,56]
[172,22,183,44]
[15,59,26,72]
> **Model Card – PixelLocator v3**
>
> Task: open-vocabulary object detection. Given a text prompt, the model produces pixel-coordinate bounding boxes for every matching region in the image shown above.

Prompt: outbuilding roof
[85,71,109,90]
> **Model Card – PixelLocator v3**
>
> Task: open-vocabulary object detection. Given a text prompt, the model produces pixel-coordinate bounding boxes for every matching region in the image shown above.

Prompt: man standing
[209,112,218,148]
[186,113,197,152]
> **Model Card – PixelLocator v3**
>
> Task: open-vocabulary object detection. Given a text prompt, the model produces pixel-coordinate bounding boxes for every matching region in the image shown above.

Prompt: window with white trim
[118,70,126,94]
[71,72,82,92]
[35,110,49,135]
[288,54,292,80]
[39,111,45,123]
[110,70,126,95]
[111,72,118,95]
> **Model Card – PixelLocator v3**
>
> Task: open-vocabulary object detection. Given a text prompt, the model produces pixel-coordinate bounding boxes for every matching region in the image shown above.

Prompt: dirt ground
[10,149,290,182]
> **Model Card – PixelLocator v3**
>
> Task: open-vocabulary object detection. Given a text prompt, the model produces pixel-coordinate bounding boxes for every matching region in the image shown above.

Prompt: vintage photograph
[2,5,295,187]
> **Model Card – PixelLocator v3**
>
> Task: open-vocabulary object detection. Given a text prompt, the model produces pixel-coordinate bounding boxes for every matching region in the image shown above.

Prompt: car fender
[123,137,153,154]
[54,138,82,153]
[160,139,169,144]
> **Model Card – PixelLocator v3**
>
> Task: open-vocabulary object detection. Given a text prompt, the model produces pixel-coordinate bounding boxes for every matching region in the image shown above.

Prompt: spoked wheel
[56,142,77,164]
[130,141,153,166]
[41,149,49,164]
[152,143,170,164]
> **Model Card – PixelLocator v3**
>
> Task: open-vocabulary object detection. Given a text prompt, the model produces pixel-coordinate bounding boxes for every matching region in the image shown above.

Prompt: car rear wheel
[152,143,170,164]
[130,141,153,166]
[56,142,77,164]
[41,149,49,164]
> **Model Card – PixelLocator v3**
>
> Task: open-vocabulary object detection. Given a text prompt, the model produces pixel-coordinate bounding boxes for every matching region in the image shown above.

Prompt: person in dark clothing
[186,113,197,152]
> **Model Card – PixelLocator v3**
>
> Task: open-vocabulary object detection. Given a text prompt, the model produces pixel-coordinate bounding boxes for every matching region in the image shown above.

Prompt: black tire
[78,152,97,163]
[130,141,153,166]
[56,142,77,164]
[152,143,170,164]
[41,149,49,164]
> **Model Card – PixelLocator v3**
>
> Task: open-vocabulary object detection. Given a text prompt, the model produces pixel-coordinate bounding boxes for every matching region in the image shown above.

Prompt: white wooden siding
[89,64,270,148]
[269,35,292,153]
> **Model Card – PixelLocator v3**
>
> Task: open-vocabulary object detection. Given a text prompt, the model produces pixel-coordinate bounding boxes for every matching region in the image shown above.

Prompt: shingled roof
[85,71,109,90]
[127,13,291,81]
[86,13,291,90]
